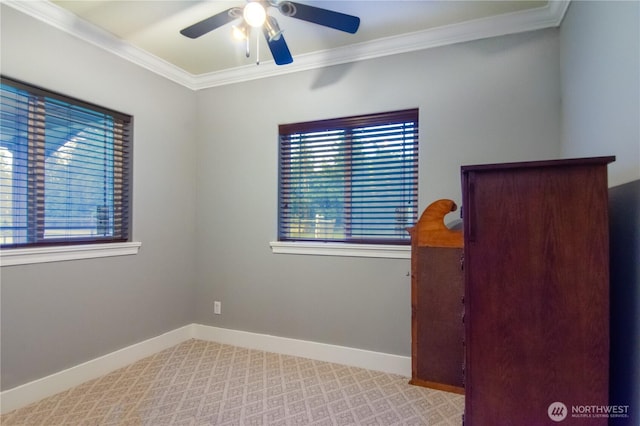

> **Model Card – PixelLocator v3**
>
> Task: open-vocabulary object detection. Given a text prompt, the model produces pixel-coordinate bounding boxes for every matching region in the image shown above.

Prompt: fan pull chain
[256,29,260,65]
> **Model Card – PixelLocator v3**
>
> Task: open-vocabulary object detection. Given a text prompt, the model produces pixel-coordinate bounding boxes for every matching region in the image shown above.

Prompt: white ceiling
[5,0,569,89]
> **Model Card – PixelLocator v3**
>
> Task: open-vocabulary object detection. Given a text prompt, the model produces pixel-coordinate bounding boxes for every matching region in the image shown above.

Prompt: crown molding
[4,0,570,91]
[3,0,195,88]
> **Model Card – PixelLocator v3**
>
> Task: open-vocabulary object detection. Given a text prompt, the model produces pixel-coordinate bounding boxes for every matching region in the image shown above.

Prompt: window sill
[0,241,142,267]
[269,241,410,259]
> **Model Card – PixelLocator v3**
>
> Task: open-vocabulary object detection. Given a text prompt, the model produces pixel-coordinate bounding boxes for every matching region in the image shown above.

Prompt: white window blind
[278,109,418,244]
[0,77,132,248]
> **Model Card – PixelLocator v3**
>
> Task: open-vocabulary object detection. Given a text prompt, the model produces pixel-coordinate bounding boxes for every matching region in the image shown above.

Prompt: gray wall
[194,29,562,356]
[560,1,640,423]
[560,0,640,187]
[0,6,198,390]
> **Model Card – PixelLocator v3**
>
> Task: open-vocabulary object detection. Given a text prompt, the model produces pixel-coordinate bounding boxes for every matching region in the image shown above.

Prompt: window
[278,109,418,245]
[0,76,132,248]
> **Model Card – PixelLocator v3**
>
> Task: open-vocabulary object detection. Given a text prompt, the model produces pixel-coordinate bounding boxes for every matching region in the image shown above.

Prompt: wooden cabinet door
[414,246,464,390]
[409,199,464,394]
[462,158,612,425]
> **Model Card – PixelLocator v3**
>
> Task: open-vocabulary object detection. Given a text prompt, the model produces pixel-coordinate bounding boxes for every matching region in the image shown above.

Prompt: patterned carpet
[1,339,464,425]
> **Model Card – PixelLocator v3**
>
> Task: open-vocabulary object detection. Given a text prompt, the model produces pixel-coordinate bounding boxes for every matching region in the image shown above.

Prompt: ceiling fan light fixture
[232,23,249,40]
[243,2,267,28]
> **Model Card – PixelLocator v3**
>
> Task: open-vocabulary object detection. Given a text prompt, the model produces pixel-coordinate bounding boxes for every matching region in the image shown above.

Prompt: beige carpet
[1,339,464,425]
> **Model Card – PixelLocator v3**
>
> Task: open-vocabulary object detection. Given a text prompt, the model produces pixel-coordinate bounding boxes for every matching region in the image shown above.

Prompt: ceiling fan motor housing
[276,2,297,17]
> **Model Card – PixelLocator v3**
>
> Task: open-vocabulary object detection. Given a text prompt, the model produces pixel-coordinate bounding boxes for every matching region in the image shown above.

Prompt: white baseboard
[0,324,411,414]
[0,325,192,415]
[192,324,411,377]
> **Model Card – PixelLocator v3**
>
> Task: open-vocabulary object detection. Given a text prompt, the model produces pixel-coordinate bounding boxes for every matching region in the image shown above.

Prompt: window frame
[0,76,133,252]
[276,109,419,248]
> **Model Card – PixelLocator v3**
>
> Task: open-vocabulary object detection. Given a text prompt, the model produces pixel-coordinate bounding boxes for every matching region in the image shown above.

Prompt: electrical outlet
[214,301,221,315]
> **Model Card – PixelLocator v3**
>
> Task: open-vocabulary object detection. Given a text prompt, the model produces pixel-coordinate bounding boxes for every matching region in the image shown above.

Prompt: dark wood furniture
[461,156,615,425]
[408,199,464,394]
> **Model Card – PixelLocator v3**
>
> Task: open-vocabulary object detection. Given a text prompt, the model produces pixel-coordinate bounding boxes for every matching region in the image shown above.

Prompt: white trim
[0,324,411,414]
[4,0,571,90]
[0,241,142,267]
[269,241,410,259]
[0,325,192,414]
[192,324,411,377]
[2,0,194,89]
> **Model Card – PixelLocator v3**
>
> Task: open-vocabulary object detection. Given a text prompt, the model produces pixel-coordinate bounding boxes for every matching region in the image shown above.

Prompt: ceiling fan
[180,0,360,66]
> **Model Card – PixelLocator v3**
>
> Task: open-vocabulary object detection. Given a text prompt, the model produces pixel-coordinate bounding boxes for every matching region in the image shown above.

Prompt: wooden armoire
[408,199,464,394]
[461,156,614,425]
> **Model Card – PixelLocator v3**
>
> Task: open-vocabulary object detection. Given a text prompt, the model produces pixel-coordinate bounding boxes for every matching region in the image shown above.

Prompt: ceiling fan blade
[283,2,360,34]
[263,28,293,65]
[180,7,240,39]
